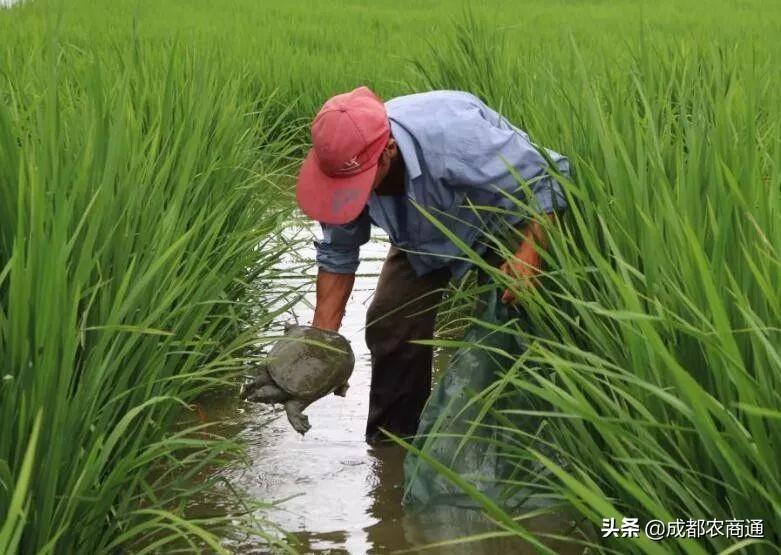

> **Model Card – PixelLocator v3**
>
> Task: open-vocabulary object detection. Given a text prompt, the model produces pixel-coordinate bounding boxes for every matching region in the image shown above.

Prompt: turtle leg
[243,363,290,404]
[284,399,311,435]
[333,382,349,397]
[245,384,289,404]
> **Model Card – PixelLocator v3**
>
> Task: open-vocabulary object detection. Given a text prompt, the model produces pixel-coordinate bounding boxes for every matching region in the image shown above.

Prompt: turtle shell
[267,325,355,400]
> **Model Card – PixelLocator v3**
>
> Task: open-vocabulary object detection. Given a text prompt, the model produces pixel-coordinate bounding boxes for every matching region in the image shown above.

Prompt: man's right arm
[312,270,354,331]
[311,209,371,331]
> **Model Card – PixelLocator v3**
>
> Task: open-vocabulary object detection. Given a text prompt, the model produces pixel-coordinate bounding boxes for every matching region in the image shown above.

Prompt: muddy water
[195,222,584,554]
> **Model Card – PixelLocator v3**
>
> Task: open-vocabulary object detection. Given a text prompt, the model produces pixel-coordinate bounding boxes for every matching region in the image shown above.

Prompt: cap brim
[296,149,377,225]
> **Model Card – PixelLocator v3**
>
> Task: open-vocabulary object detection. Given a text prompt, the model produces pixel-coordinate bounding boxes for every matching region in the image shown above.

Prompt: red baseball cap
[296,86,390,225]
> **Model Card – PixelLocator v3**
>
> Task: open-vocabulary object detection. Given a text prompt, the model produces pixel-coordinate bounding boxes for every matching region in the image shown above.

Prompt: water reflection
[192,221,587,553]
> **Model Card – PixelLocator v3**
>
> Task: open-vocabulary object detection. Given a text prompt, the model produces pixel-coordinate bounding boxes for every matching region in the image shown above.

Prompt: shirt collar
[388,118,422,181]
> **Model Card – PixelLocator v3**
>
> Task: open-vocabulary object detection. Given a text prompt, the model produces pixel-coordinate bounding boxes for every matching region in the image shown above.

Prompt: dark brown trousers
[364,246,452,444]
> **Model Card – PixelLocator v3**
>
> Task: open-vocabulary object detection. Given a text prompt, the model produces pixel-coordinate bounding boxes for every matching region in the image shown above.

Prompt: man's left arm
[501,148,570,303]
[441,108,570,303]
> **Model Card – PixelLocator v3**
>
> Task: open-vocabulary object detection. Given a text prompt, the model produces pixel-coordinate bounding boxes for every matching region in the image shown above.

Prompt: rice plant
[408,12,781,554]
[0,26,300,553]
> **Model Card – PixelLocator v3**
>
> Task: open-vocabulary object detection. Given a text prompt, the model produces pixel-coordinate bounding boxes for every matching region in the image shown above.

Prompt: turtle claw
[290,413,311,435]
[284,399,311,435]
[244,389,265,403]
[333,383,349,397]
[241,378,264,400]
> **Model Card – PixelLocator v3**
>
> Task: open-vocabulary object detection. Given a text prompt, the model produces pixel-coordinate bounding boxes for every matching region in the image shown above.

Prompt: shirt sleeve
[442,104,570,214]
[313,208,371,274]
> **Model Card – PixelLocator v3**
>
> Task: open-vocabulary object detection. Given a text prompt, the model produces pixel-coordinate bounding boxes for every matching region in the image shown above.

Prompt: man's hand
[500,243,542,304]
[499,214,554,305]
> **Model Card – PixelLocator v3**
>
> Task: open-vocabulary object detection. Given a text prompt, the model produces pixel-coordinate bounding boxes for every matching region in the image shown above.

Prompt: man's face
[371,139,398,191]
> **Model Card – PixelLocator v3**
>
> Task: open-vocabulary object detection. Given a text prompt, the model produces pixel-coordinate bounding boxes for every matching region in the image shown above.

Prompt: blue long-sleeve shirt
[314,90,570,280]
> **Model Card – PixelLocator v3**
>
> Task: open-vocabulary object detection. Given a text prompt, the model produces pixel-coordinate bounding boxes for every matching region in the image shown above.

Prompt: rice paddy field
[1,0,780,553]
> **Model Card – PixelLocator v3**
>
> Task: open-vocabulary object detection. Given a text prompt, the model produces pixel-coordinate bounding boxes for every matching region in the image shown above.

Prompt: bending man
[295,87,570,445]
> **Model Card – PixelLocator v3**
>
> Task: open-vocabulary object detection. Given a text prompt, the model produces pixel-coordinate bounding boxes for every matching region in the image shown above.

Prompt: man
[296,86,569,445]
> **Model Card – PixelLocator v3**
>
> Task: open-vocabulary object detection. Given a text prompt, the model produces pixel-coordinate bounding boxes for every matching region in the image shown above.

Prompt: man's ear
[385,138,398,159]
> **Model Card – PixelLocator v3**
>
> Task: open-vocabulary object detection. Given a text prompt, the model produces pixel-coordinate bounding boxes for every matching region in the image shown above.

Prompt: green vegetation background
[1,0,780,553]
[7,0,780,118]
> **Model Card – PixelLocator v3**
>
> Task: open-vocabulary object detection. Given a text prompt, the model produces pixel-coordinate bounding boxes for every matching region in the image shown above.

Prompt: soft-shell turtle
[243,324,355,434]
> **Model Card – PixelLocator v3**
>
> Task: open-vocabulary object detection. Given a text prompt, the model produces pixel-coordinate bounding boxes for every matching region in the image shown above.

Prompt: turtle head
[240,361,270,399]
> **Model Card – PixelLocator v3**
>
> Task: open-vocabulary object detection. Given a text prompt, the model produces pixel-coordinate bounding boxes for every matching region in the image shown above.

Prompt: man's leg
[365,246,450,444]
